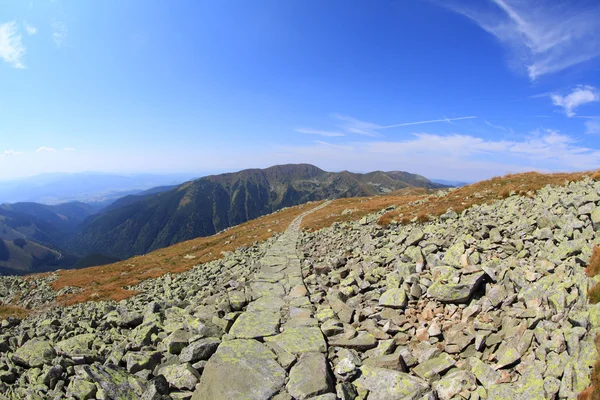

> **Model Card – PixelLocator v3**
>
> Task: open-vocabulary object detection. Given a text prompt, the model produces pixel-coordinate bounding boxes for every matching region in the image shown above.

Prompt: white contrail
[381,116,477,129]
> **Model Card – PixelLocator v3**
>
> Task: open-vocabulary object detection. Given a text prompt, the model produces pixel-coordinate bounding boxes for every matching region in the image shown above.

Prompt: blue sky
[1,0,600,181]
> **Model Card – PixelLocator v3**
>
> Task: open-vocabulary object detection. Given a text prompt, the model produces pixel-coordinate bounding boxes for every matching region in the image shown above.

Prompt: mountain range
[0,164,447,274]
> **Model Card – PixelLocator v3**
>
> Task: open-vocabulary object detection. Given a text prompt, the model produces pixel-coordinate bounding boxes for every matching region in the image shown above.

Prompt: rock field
[2,178,600,399]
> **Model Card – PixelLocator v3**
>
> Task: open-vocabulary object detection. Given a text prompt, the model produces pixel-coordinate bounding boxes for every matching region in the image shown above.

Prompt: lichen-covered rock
[158,363,200,390]
[12,339,56,368]
[287,352,333,399]
[427,271,486,303]
[378,288,408,308]
[264,327,327,354]
[354,365,430,400]
[55,334,96,358]
[229,311,280,339]
[179,337,221,363]
[192,339,286,400]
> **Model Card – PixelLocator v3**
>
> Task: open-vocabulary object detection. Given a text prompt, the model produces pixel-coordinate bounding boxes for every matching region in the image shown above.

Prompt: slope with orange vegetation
[377,170,600,226]
[45,201,324,305]
[301,187,431,231]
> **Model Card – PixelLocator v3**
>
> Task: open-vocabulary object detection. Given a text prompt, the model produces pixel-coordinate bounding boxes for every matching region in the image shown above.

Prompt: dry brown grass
[587,247,600,278]
[37,201,322,306]
[301,187,430,231]
[581,248,600,399]
[0,304,29,319]
[579,334,600,400]
[376,171,595,226]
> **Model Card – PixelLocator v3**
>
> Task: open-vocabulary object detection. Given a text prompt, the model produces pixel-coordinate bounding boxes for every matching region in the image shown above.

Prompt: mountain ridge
[71,164,445,259]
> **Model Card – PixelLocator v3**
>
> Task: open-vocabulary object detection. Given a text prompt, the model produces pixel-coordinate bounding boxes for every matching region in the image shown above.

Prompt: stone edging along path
[192,200,334,400]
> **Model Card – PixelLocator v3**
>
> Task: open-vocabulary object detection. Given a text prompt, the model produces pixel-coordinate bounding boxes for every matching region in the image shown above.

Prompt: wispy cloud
[36,147,56,153]
[1,149,23,156]
[0,21,26,68]
[23,22,37,36]
[52,21,67,48]
[300,114,478,138]
[332,114,383,137]
[440,0,600,80]
[64,147,76,152]
[550,86,599,117]
[485,120,514,133]
[295,128,345,137]
[278,128,600,180]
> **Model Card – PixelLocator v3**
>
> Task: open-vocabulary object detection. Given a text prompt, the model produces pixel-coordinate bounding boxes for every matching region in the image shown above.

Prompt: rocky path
[193,200,334,400]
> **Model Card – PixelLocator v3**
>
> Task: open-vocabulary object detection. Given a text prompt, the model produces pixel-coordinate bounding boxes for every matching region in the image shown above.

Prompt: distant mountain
[0,202,101,233]
[73,164,446,259]
[0,172,198,204]
[0,238,76,275]
[101,185,178,212]
[431,179,470,187]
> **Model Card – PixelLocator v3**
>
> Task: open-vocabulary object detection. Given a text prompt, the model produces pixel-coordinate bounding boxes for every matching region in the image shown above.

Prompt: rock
[495,346,521,369]
[591,208,600,230]
[433,370,477,400]
[287,352,333,399]
[192,339,286,400]
[379,288,408,308]
[406,229,425,247]
[54,334,96,359]
[12,339,56,368]
[141,375,170,400]
[328,332,378,351]
[159,363,201,390]
[363,352,407,372]
[82,363,138,400]
[164,330,192,354]
[125,351,162,374]
[66,378,97,399]
[487,368,545,400]
[412,353,456,381]
[466,357,501,388]
[229,311,280,339]
[427,271,486,303]
[264,327,327,354]
[442,242,465,266]
[179,338,221,363]
[354,365,430,400]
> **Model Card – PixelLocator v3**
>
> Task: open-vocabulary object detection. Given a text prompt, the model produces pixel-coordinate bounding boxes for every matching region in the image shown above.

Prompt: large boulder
[12,339,56,368]
[192,339,286,400]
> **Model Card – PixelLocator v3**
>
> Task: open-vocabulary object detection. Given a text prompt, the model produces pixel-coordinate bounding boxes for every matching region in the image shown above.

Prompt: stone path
[193,201,335,400]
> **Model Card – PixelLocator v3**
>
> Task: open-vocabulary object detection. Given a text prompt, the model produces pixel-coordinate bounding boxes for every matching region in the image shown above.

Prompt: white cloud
[551,86,599,117]
[23,22,37,36]
[585,120,600,135]
[51,21,67,48]
[273,129,600,181]
[295,128,345,137]
[441,0,600,80]
[0,21,26,68]
[63,147,76,152]
[1,149,23,156]
[36,147,56,153]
